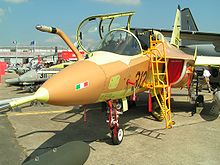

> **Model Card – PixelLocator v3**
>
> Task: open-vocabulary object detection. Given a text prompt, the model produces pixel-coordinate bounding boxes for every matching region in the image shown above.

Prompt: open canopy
[76,11,135,53]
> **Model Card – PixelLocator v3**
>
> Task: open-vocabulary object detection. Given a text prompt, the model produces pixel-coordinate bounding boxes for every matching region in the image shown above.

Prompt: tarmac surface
[0,73,220,165]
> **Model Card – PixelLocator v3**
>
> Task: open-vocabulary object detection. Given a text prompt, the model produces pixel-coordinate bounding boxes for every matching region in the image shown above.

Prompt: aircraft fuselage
[40,52,151,105]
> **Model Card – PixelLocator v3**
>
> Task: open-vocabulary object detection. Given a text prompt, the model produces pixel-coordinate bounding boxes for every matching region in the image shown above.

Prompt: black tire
[211,68,218,78]
[29,87,34,93]
[111,126,124,145]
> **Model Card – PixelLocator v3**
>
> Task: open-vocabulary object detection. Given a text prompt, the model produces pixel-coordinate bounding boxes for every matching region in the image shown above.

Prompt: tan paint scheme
[126,55,151,94]
[99,55,151,100]
[152,41,194,87]
[40,39,194,106]
[35,23,194,107]
[41,60,106,105]
[5,11,197,117]
[40,53,152,105]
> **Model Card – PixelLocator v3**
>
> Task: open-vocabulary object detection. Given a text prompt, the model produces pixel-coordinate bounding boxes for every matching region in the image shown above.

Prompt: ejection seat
[133,29,151,50]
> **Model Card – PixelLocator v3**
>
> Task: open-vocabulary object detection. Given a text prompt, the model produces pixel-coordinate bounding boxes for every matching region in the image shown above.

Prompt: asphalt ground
[0,115,25,165]
[0,73,220,165]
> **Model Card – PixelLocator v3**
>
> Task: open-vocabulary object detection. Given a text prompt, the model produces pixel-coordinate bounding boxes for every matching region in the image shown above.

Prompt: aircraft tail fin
[181,8,198,31]
[194,46,198,61]
[170,5,181,48]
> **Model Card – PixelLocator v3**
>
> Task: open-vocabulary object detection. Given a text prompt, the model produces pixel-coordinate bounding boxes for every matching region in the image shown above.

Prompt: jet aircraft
[0,7,196,144]
[5,62,74,92]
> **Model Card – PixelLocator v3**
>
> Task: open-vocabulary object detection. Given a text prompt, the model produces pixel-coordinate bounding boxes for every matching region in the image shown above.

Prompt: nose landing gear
[106,100,124,145]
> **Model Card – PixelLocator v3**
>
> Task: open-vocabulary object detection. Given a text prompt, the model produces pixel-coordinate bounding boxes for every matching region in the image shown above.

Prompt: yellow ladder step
[151,61,166,63]
[153,73,167,76]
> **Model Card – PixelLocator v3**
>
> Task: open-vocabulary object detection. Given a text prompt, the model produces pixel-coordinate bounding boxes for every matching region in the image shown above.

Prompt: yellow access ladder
[147,35,174,128]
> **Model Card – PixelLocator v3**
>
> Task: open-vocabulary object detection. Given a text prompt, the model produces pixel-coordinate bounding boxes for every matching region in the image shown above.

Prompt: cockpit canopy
[95,29,142,56]
[76,11,166,56]
[76,12,134,53]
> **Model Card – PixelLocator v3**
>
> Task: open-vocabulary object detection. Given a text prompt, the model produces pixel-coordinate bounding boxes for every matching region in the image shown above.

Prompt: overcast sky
[0,0,219,47]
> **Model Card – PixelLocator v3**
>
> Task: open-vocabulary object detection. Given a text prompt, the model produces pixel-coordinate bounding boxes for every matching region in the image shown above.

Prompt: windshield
[95,29,142,56]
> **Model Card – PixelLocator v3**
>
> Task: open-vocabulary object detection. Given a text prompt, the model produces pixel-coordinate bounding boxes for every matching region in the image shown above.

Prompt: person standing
[203,66,212,93]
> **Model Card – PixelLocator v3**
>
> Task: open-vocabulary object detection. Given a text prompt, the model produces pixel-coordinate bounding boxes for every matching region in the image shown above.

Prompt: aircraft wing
[154,29,220,51]
[195,56,220,66]
[157,29,220,41]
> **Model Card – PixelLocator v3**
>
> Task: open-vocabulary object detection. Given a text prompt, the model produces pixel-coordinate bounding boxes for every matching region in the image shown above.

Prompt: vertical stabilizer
[170,5,181,48]
[181,8,198,31]
[194,46,197,61]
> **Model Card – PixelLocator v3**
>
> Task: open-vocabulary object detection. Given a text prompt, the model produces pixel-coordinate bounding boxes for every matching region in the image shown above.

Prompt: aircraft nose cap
[34,87,49,102]
[5,78,19,84]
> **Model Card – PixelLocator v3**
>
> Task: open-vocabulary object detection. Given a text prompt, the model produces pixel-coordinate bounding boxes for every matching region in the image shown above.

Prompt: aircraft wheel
[111,126,124,145]
[29,87,35,93]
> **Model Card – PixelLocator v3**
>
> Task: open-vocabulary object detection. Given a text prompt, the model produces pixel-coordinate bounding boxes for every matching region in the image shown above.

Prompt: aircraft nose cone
[5,77,20,85]
[7,87,49,108]
[40,60,106,106]
[34,87,49,102]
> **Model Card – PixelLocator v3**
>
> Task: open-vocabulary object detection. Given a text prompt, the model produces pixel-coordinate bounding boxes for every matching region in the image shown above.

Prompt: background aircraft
[5,53,59,76]
[5,62,74,92]
[1,7,195,145]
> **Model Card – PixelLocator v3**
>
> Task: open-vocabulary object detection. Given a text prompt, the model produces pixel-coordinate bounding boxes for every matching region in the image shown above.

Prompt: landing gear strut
[106,100,124,145]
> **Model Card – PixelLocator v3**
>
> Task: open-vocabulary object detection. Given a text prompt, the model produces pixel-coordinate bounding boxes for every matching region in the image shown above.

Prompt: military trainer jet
[0,7,195,144]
